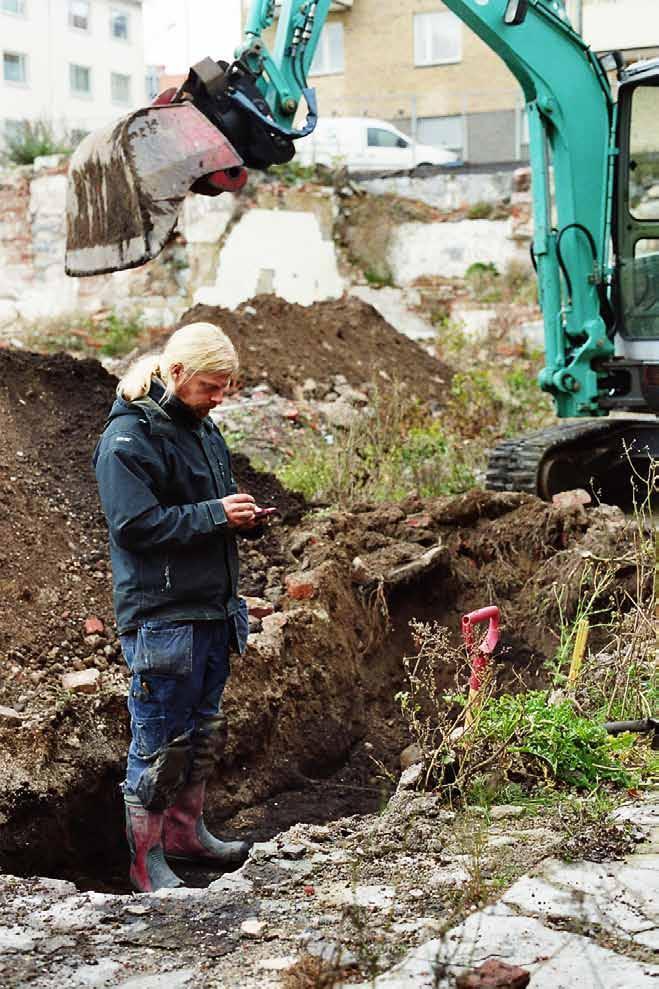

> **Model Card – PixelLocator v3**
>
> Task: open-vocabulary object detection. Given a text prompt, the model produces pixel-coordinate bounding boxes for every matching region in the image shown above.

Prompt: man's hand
[221,493,257,528]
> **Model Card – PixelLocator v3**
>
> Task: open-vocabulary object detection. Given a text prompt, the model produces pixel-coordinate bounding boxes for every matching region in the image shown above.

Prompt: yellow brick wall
[242,1,521,122]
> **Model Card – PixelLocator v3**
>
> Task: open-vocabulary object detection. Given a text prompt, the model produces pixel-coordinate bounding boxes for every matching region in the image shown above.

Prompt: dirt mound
[181,295,450,404]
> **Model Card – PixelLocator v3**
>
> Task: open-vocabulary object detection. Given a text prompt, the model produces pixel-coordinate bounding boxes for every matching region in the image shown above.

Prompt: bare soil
[179,295,451,404]
[0,323,639,890]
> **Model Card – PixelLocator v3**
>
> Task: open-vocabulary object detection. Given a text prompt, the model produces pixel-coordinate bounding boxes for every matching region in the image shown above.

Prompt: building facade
[1,0,145,148]
[244,0,659,165]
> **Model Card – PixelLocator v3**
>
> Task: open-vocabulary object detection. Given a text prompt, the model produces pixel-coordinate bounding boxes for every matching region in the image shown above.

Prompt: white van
[295,116,460,173]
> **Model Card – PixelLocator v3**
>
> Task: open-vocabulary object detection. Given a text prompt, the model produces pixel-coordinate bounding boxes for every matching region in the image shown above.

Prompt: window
[309,22,344,76]
[3,52,27,84]
[145,66,160,101]
[4,119,25,142]
[111,72,131,104]
[414,11,461,67]
[69,0,89,30]
[1,1,26,15]
[368,127,407,149]
[111,8,129,40]
[70,63,91,96]
[629,85,659,221]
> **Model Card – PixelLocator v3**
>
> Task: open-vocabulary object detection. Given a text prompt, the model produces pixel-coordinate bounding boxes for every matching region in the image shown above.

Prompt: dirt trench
[0,346,638,891]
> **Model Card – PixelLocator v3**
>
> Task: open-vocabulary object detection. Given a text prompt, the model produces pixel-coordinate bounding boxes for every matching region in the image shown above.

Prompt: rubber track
[484,419,640,497]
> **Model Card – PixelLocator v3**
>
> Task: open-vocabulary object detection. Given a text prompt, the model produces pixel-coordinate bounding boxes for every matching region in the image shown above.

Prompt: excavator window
[628,85,659,221]
[617,77,659,340]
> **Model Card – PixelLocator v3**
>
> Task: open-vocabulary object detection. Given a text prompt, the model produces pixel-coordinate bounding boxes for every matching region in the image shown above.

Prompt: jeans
[120,620,231,798]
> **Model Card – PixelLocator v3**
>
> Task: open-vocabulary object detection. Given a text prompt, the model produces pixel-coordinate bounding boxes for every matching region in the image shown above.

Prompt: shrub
[4,120,71,165]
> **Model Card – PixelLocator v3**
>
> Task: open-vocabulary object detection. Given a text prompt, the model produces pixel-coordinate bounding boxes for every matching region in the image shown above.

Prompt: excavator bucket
[65,102,243,277]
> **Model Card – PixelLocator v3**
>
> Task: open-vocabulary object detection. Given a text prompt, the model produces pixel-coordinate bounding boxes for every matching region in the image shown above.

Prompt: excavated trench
[0,560,546,895]
[0,348,644,895]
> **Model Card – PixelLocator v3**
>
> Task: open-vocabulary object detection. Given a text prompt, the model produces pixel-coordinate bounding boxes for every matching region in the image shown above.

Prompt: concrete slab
[350,286,436,341]
[353,906,659,988]
[388,219,528,283]
[194,209,344,309]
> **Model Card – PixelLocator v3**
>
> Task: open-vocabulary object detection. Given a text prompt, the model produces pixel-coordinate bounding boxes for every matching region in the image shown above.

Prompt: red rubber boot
[125,796,184,892]
[162,782,249,867]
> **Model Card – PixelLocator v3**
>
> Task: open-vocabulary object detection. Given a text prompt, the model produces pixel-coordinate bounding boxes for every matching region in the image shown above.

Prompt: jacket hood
[106,378,200,431]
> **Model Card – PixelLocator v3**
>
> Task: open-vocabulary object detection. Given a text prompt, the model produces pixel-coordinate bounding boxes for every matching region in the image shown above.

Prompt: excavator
[64,0,659,503]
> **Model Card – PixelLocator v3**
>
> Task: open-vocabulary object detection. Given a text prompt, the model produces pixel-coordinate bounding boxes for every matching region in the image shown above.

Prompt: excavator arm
[443,1,616,418]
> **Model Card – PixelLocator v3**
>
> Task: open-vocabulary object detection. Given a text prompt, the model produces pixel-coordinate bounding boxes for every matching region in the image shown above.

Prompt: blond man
[94,322,263,892]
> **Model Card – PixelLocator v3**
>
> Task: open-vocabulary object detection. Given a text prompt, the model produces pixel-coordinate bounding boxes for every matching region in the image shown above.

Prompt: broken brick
[285,572,317,600]
[244,596,274,619]
[405,512,432,528]
[84,617,105,635]
[456,959,530,989]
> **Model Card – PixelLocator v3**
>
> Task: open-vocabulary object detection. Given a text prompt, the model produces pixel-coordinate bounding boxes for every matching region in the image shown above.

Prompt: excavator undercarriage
[487,418,659,503]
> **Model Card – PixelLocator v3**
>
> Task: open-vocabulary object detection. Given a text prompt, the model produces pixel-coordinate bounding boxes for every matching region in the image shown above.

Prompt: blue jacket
[93,379,252,634]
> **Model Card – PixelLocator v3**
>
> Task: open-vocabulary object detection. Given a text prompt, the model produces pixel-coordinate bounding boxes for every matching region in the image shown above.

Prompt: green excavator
[64,0,659,503]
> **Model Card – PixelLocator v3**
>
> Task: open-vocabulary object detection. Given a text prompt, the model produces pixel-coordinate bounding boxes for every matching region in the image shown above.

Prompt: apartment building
[245,0,659,164]
[1,0,145,147]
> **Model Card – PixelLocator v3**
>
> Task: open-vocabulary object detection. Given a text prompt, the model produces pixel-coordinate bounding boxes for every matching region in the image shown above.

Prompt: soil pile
[180,295,450,403]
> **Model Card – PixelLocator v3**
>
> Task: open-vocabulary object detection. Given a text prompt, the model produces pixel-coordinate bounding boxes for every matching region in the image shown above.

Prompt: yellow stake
[567,618,589,691]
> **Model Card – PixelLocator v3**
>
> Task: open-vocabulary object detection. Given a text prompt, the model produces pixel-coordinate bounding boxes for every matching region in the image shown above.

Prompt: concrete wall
[0,159,532,336]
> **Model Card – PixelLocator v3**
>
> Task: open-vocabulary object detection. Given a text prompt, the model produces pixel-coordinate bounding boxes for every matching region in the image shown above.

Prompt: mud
[0,341,643,890]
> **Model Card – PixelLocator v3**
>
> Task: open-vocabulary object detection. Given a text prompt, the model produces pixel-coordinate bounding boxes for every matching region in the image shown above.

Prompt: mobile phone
[253,507,279,521]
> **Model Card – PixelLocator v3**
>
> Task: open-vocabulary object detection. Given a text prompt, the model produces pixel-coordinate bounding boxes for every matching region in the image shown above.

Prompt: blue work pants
[119,620,231,797]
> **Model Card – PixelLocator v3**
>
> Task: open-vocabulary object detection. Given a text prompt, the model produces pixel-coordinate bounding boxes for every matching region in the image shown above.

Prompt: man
[94,321,263,892]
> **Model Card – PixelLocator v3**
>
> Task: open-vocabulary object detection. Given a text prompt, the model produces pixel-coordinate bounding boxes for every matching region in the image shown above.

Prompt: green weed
[364,267,394,288]
[4,120,71,165]
[96,313,142,357]
[275,381,476,506]
[466,202,495,220]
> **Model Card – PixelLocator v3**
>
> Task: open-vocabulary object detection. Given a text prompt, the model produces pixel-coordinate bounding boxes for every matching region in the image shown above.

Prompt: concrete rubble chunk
[0,705,23,723]
[551,488,592,510]
[240,918,266,938]
[307,938,359,967]
[489,805,524,821]
[61,669,100,694]
[397,763,423,791]
[502,856,659,940]
[249,840,279,862]
[0,925,35,951]
[114,971,194,989]
[257,955,298,971]
[281,842,307,860]
[208,871,254,893]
